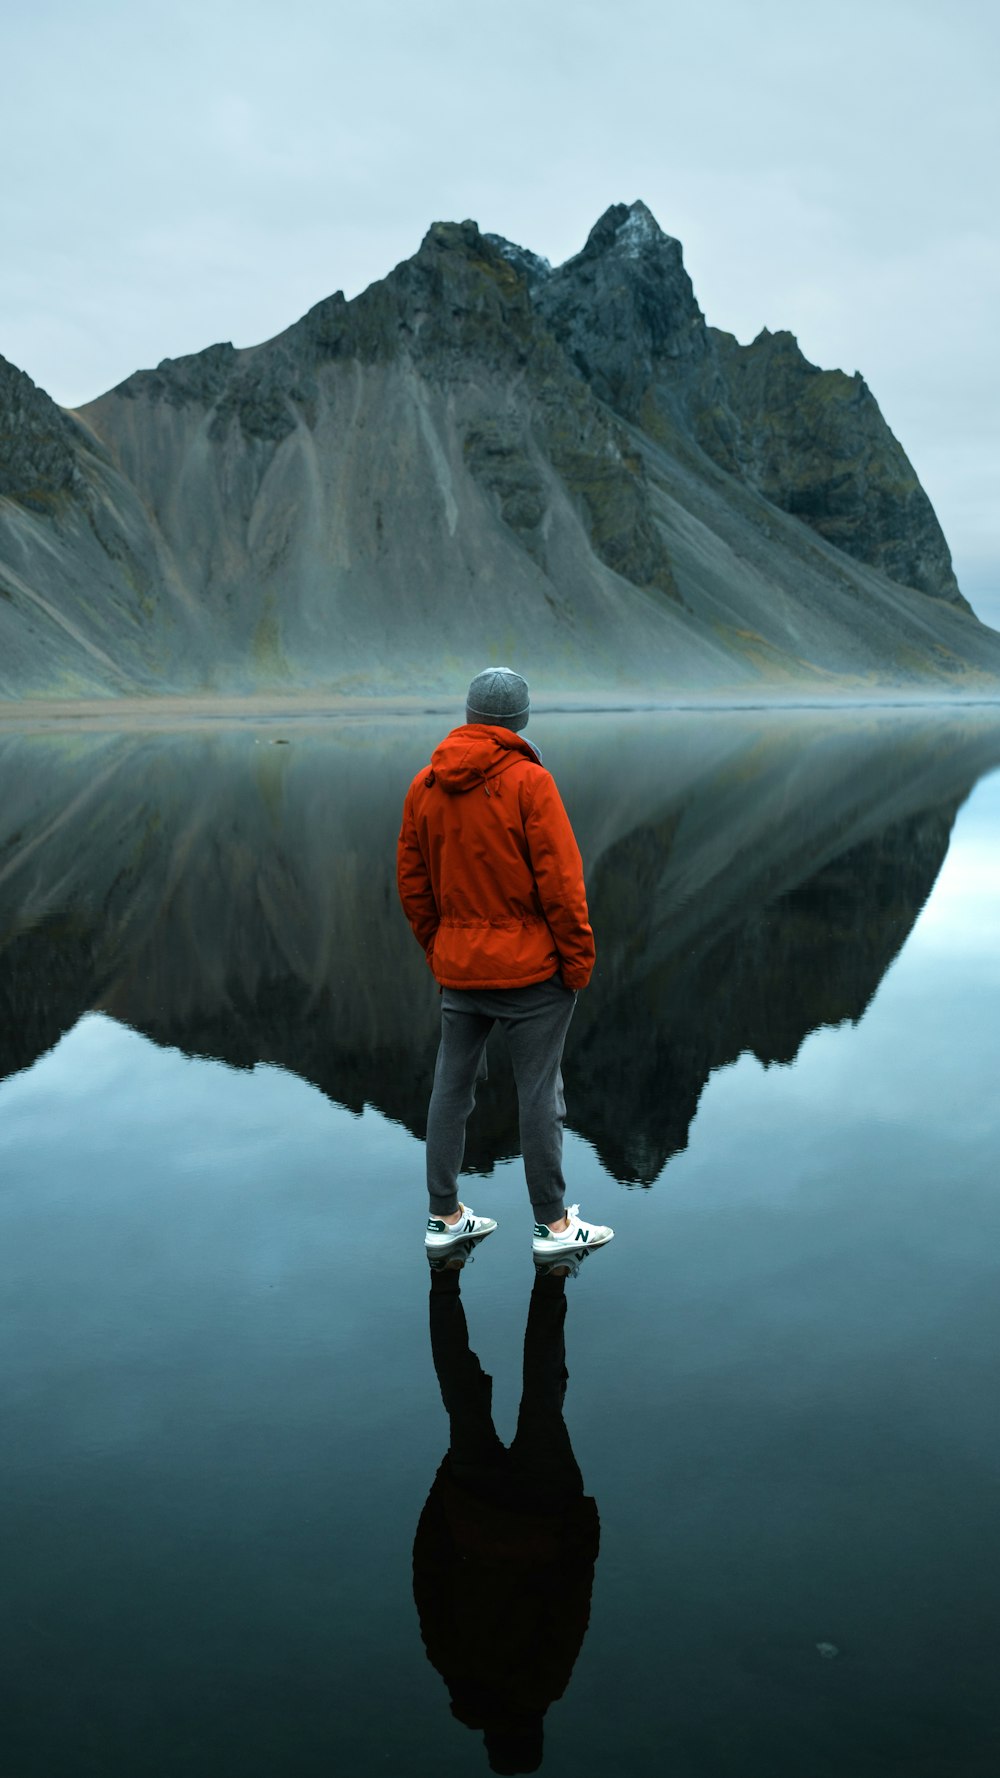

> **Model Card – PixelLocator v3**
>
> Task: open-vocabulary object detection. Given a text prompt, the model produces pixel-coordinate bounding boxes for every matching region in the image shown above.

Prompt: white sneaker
[532,1204,614,1256]
[425,1204,498,1249]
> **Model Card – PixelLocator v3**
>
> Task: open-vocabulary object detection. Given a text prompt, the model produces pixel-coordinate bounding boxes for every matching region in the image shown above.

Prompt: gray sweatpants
[426,976,577,1226]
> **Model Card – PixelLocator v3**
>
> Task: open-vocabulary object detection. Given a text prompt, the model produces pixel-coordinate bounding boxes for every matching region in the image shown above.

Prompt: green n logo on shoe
[576,1227,589,1242]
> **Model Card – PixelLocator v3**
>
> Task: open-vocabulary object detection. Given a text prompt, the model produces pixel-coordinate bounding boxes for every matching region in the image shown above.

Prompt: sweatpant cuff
[429,1194,461,1218]
[531,1196,565,1227]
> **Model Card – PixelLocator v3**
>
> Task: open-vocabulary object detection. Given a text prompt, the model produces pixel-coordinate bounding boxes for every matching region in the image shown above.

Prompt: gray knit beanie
[465,667,530,732]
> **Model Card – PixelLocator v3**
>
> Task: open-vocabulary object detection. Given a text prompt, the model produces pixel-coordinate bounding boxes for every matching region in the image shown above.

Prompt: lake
[2,708,1000,1776]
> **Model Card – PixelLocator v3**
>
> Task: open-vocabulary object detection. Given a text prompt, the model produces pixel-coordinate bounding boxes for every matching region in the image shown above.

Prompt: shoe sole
[533,1252,588,1277]
[425,1223,498,1251]
[428,1238,484,1270]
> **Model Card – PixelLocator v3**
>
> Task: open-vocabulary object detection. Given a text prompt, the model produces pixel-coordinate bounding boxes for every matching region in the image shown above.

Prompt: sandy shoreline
[2,689,1000,733]
[0,693,459,731]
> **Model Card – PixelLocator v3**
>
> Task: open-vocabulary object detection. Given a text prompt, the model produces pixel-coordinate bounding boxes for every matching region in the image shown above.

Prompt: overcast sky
[4,0,997,618]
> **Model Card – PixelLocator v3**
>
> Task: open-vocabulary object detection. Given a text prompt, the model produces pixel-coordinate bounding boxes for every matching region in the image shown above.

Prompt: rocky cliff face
[0,356,203,696]
[707,326,965,607]
[528,202,964,611]
[530,202,718,426]
[0,354,94,510]
[0,203,996,697]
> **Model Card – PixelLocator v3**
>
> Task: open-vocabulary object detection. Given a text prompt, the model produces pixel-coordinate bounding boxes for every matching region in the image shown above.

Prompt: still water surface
[2,711,1000,1776]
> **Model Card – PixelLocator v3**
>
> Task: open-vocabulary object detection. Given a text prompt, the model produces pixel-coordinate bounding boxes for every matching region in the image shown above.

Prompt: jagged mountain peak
[749,326,807,355]
[112,339,239,408]
[577,199,677,262]
[742,326,861,387]
[439,202,672,294]
[534,200,707,423]
[419,217,485,256]
[0,352,100,509]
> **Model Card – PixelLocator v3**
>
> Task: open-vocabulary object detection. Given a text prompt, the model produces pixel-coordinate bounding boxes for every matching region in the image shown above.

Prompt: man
[397,667,614,1260]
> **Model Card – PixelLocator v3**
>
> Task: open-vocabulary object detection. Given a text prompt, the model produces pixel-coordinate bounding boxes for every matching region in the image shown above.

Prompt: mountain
[2,202,999,699]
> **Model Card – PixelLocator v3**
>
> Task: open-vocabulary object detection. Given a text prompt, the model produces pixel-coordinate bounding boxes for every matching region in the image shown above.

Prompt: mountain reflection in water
[2,710,999,1188]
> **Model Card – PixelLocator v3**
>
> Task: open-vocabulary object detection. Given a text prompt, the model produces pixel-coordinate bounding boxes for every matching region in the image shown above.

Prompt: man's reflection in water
[413,1255,600,1774]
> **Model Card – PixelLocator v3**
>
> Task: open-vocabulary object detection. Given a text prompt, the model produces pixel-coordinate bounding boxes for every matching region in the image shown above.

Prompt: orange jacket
[397,725,595,991]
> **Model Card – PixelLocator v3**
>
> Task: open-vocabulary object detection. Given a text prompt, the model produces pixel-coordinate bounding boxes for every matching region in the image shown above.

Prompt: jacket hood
[426,725,542,795]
